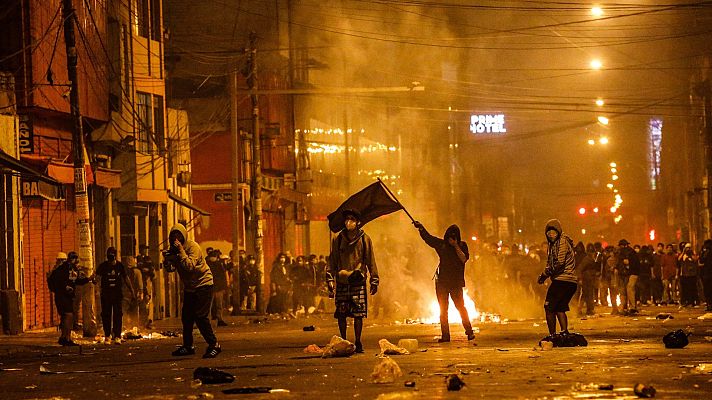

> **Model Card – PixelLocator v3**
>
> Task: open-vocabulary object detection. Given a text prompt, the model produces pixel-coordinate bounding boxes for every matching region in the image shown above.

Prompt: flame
[605,290,622,307]
[423,289,500,324]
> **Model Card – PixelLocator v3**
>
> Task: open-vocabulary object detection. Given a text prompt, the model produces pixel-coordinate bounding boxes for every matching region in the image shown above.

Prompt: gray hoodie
[543,219,577,283]
[168,224,213,291]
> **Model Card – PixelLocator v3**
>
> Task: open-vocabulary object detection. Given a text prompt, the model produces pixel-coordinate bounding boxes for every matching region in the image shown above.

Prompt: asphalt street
[1,305,712,399]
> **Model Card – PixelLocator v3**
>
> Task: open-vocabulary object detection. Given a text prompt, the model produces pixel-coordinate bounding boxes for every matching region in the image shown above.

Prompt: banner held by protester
[327,179,410,233]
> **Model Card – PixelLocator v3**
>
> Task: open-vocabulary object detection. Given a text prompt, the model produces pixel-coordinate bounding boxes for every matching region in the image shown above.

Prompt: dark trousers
[436,283,473,338]
[182,286,217,347]
[101,294,123,338]
[680,276,698,306]
[637,275,652,304]
[581,277,596,314]
[703,275,712,309]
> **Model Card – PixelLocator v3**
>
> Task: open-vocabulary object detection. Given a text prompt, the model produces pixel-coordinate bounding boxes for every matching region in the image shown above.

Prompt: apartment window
[150,0,161,41]
[120,215,136,257]
[153,95,165,152]
[136,92,152,153]
[135,0,149,38]
[134,0,161,41]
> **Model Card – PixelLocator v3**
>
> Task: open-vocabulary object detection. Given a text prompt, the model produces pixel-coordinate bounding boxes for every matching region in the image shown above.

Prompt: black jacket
[419,224,469,288]
[48,261,89,298]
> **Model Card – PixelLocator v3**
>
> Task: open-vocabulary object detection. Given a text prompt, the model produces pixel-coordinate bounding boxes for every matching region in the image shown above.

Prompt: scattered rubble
[303,344,322,354]
[303,326,316,332]
[663,329,689,349]
[397,339,418,353]
[633,383,656,398]
[193,367,235,384]
[321,336,356,358]
[371,356,403,384]
[379,339,410,356]
[446,374,465,391]
[655,313,673,320]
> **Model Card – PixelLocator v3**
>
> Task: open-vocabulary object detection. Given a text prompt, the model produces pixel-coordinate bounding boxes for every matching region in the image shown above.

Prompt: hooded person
[537,219,577,338]
[413,221,475,342]
[327,209,379,353]
[163,223,221,358]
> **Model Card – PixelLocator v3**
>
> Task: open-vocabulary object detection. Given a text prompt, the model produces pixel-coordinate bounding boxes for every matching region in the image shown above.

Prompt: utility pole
[247,32,265,313]
[230,66,241,310]
[701,80,712,237]
[62,0,95,289]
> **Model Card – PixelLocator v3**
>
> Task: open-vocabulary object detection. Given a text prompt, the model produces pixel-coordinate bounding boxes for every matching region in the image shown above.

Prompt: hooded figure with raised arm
[538,219,578,338]
[163,223,221,358]
[413,221,475,343]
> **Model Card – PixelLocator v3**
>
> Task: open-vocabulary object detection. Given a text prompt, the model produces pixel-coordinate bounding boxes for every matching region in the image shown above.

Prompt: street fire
[606,291,622,307]
[422,289,501,324]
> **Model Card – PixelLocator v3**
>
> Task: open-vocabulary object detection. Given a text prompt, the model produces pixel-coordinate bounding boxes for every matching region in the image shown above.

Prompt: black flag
[327,180,403,233]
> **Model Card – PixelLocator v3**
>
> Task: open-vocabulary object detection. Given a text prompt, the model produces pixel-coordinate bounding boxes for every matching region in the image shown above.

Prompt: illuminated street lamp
[599,136,609,145]
[590,59,603,70]
[597,115,609,125]
[610,206,617,213]
[591,6,604,17]
[587,139,596,145]
[610,167,617,173]
[579,207,586,215]
[612,174,619,181]
[610,162,617,168]
[593,207,599,213]
[606,183,614,189]
[595,98,605,107]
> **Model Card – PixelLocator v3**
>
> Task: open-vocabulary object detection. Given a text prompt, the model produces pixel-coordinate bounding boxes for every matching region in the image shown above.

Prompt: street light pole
[247,32,265,313]
[62,0,95,301]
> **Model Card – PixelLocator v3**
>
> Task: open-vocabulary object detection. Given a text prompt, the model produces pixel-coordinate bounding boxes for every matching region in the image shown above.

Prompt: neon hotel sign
[470,114,506,134]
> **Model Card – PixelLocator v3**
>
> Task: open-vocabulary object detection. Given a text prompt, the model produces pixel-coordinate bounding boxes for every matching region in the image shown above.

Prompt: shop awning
[168,191,211,216]
[0,150,62,186]
[94,167,122,189]
[46,161,94,185]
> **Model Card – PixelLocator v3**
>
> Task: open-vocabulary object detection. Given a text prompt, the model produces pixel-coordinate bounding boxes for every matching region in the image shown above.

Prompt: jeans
[182,285,217,347]
[624,275,639,310]
[211,289,225,321]
[72,283,97,335]
[435,283,473,339]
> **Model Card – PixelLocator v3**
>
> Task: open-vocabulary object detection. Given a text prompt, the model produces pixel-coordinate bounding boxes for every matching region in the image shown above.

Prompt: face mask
[107,254,116,261]
[546,230,558,242]
[345,219,357,231]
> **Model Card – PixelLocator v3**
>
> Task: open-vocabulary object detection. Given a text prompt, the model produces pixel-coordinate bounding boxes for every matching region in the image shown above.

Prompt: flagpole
[377,178,415,223]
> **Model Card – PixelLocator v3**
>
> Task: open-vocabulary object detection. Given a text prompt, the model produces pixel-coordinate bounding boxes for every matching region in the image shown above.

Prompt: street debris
[633,383,656,398]
[663,329,689,349]
[160,330,181,337]
[573,383,614,391]
[446,374,465,391]
[397,339,419,353]
[655,313,673,320]
[186,393,214,400]
[540,341,554,351]
[704,336,712,343]
[404,381,416,387]
[39,365,98,375]
[24,385,38,390]
[0,368,23,371]
[193,367,235,384]
[222,387,271,394]
[698,313,712,320]
[371,356,403,383]
[379,339,410,356]
[693,364,712,374]
[303,325,316,331]
[376,392,418,400]
[321,335,356,358]
[539,332,587,347]
[303,344,322,354]
[190,379,203,389]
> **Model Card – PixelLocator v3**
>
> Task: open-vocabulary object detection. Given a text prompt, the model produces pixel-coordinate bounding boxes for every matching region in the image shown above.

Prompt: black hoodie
[419,224,469,288]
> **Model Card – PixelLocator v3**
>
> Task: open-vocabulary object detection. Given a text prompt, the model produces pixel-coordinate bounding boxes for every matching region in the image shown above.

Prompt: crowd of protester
[264,252,331,316]
[469,238,712,317]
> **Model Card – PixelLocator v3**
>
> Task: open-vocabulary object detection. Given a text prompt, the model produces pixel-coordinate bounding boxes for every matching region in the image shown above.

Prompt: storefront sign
[470,114,506,134]
[214,191,242,202]
[18,114,33,153]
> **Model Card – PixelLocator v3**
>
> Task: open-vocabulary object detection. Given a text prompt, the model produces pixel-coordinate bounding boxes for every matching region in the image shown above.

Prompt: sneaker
[355,342,364,353]
[467,332,476,341]
[203,344,222,359]
[172,346,196,357]
[437,337,451,343]
[217,320,228,327]
[113,337,123,345]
